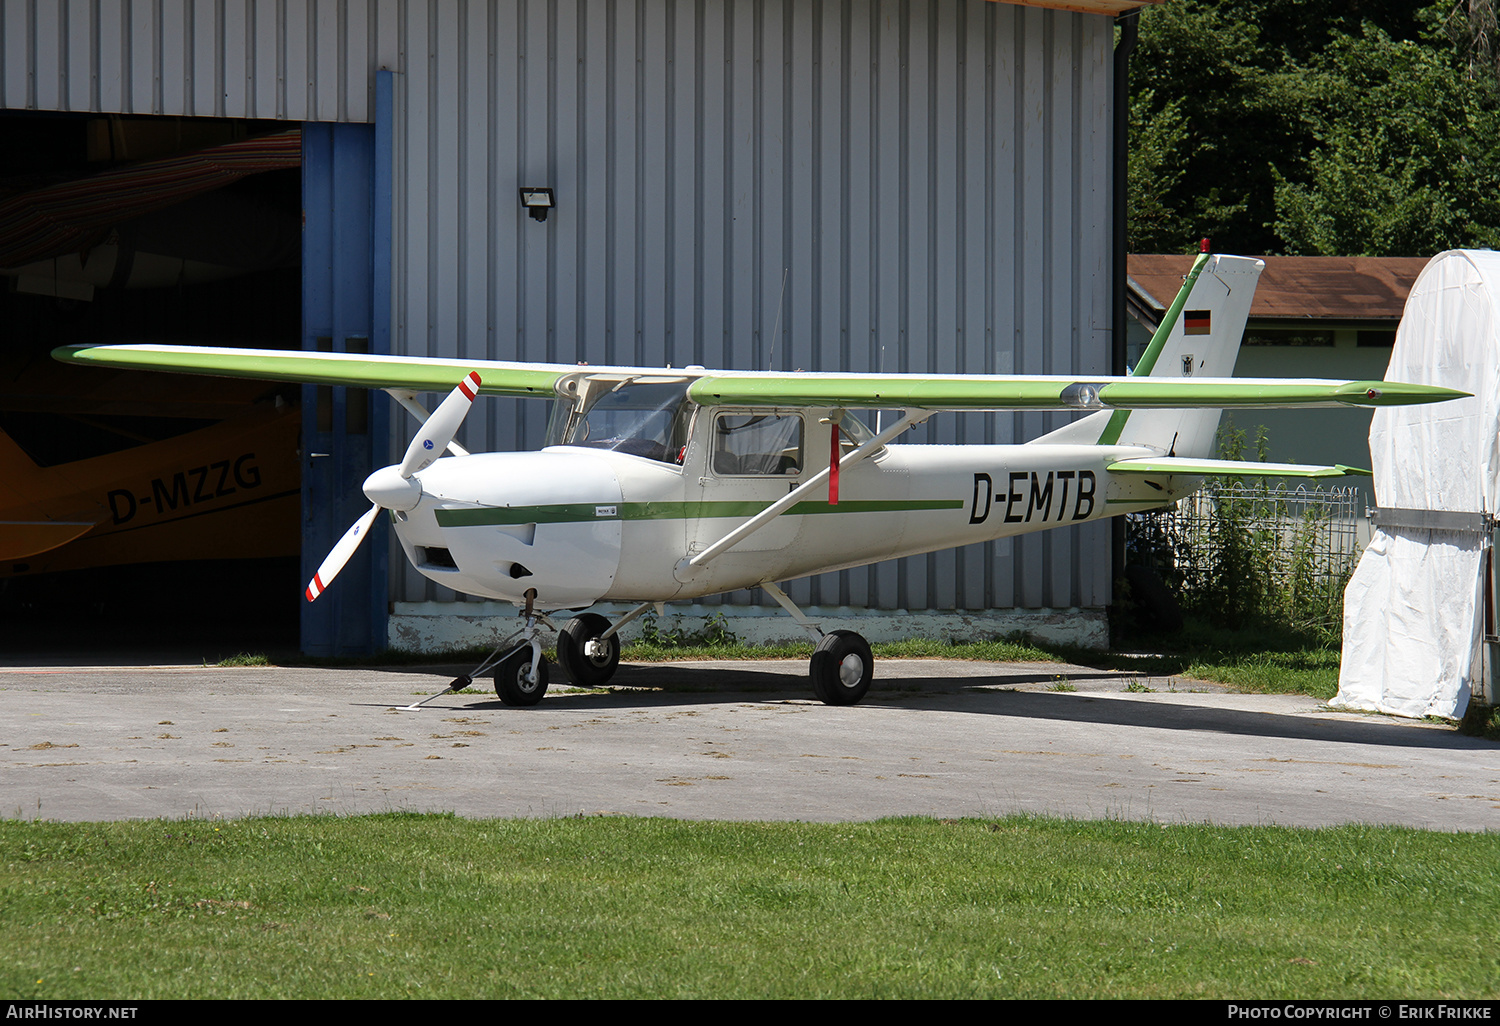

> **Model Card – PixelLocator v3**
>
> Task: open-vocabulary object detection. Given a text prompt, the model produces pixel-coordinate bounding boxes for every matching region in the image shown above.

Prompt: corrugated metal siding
[388,0,1113,613]
[0,0,396,121]
[1,0,1115,615]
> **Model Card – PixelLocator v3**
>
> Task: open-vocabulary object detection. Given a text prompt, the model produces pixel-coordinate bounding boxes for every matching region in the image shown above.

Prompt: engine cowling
[392,450,625,609]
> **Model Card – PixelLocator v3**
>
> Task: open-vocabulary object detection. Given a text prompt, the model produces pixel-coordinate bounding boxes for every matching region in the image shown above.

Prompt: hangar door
[300,119,392,658]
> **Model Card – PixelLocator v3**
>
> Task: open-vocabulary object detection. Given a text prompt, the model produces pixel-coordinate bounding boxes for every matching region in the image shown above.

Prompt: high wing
[684,374,1459,410]
[52,343,1466,411]
[53,344,566,398]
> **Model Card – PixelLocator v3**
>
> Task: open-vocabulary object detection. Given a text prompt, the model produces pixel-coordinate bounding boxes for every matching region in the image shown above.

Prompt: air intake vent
[420,546,458,569]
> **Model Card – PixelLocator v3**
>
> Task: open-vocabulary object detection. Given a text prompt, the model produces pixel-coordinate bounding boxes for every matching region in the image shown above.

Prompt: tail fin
[1031,251,1264,454]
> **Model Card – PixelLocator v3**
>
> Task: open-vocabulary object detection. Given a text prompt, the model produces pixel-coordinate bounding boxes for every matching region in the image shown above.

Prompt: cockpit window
[712,413,803,476]
[547,380,692,464]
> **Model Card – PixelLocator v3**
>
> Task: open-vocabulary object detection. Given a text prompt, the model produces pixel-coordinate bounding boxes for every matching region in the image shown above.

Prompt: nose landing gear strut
[399,588,553,710]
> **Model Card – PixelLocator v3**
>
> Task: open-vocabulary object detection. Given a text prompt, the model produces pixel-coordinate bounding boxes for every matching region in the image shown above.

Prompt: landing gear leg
[400,589,554,710]
[760,581,873,706]
[492,589,551,706]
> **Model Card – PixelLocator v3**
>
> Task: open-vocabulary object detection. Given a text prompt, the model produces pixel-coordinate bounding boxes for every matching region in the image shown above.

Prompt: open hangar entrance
[0,111,311,661]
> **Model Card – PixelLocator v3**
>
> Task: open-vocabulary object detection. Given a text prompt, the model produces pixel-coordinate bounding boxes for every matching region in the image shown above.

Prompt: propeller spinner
[304,371,481,602]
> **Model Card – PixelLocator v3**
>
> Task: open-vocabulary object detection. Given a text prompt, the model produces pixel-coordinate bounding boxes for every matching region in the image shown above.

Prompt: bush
[1124,423,1362,642]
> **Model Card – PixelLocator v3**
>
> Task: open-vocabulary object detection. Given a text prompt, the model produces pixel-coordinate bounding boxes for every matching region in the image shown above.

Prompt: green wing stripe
[1108,458,1372,478]
[435,498,964,528]
[687,376,1077,409]
[1097,250,1212,446]
[685,375,1462,411]
[1094,379,1461,408]
[53,345,567,398]
[55,344,1465,411]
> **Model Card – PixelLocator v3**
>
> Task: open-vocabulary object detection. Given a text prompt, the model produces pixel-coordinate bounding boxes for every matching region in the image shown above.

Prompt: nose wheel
[495,648,549,706]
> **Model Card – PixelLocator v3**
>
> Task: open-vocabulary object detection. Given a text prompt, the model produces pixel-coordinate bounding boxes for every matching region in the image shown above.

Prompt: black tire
[809,630,873,706]
[556,613,621,686]
[495,648,549,706]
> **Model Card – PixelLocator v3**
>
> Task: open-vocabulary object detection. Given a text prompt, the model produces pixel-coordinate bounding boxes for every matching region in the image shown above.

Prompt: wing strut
[677,409,928,578]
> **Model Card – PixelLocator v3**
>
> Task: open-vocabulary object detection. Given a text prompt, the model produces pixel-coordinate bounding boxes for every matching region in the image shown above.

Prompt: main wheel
[494,648,549,706]
[809,630,873,705]
[556,613,621,686]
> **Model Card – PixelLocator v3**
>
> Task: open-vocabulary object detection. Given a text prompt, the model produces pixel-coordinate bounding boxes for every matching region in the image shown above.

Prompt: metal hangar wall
[2,0,1116,654]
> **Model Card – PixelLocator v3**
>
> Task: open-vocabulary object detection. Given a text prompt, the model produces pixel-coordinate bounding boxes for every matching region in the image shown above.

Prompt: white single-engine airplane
[54,251,1464,706]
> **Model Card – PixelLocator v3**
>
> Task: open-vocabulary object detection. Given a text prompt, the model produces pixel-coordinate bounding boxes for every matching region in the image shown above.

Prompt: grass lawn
[84,622,1485,998]
[4,815,1497,999]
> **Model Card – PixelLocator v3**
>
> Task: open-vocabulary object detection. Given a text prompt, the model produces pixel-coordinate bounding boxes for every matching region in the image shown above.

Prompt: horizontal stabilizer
[1108,457,1372,479]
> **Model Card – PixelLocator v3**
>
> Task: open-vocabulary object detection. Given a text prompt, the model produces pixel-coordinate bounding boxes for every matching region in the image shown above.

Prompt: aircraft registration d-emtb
[54,251,1464,707]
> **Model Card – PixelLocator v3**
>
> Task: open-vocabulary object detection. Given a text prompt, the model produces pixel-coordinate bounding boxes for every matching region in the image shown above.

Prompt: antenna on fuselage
[767,267,789,371]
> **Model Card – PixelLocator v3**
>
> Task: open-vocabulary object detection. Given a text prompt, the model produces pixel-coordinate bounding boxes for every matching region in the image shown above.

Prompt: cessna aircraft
[53,251,1464,706]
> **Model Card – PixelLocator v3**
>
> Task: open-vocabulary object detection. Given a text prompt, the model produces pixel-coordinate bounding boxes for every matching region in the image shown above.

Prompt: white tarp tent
[1335,250,1500,719]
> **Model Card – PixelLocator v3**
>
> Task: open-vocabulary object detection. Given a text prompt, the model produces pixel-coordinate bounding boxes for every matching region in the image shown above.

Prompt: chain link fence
[1125,483,1364,637]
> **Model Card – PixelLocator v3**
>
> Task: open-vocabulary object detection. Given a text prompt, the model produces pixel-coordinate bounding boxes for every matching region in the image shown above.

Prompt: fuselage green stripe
[435,498,964,528]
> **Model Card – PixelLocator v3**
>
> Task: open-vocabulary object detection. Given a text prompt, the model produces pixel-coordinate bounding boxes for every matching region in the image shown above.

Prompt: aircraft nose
[410,449,626,609]
[363,465,423,511]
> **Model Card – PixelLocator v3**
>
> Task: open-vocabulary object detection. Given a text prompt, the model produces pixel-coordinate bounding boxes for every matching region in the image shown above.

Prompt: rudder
[1030,251,1263,452]
[1111,253,1263,457]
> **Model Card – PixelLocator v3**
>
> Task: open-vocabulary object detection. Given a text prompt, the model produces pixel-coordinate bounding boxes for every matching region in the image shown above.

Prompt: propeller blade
[305,503,380,602]
[398,371,482,478]
[307,372,480,603]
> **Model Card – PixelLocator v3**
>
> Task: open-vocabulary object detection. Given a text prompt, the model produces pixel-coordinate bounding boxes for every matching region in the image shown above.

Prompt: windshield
[547,380,692,464]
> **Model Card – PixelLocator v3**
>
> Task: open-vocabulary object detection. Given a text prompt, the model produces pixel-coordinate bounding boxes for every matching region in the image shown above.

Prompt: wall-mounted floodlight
[519,187,555,222]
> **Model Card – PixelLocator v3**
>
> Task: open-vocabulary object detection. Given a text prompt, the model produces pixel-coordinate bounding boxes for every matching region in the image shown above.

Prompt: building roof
[1128,254,1432,325]
[1002,0,1160,15]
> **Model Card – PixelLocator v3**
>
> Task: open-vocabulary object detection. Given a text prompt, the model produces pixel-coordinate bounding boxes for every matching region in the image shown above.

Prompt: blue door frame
[299,74,394,655]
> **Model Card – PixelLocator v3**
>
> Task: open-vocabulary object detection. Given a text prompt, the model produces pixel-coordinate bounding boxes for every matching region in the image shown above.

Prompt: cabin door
[686,411,807,558]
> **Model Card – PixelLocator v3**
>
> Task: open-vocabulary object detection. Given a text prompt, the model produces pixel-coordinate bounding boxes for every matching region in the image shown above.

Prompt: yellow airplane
[0,397,298,576]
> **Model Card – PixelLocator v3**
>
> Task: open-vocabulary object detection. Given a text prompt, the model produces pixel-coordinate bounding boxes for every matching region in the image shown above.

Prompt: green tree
[1128,1,1272,252]
[1128,0,1500,256]
[1127,90,1194,252]
[1273,25,1500,255]
[1434,0,1500,91]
